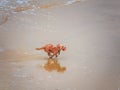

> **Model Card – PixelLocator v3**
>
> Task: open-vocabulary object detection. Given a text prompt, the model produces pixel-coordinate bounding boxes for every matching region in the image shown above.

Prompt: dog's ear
[63,47,66,51]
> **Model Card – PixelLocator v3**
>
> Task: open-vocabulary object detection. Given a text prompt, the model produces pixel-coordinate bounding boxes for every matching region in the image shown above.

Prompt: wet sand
[0,0,120,90]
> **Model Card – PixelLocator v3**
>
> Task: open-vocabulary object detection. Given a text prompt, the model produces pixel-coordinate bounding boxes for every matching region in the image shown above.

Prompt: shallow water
[0,0,120,90]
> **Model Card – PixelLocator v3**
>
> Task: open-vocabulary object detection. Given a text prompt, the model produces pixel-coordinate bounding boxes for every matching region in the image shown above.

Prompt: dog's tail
[35,47,44,50]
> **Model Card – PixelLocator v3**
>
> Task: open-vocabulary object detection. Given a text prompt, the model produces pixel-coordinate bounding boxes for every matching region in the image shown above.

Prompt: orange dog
[36,44,66,58]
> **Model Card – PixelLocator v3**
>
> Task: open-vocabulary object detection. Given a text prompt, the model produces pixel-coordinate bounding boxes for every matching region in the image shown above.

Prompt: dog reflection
[44,59,66,73]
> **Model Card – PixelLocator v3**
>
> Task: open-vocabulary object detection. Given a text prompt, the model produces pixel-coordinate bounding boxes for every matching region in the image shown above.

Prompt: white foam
[65,0,80,5]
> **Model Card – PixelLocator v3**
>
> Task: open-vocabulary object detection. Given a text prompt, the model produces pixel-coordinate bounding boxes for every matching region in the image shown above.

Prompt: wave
[0,0,80,25]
